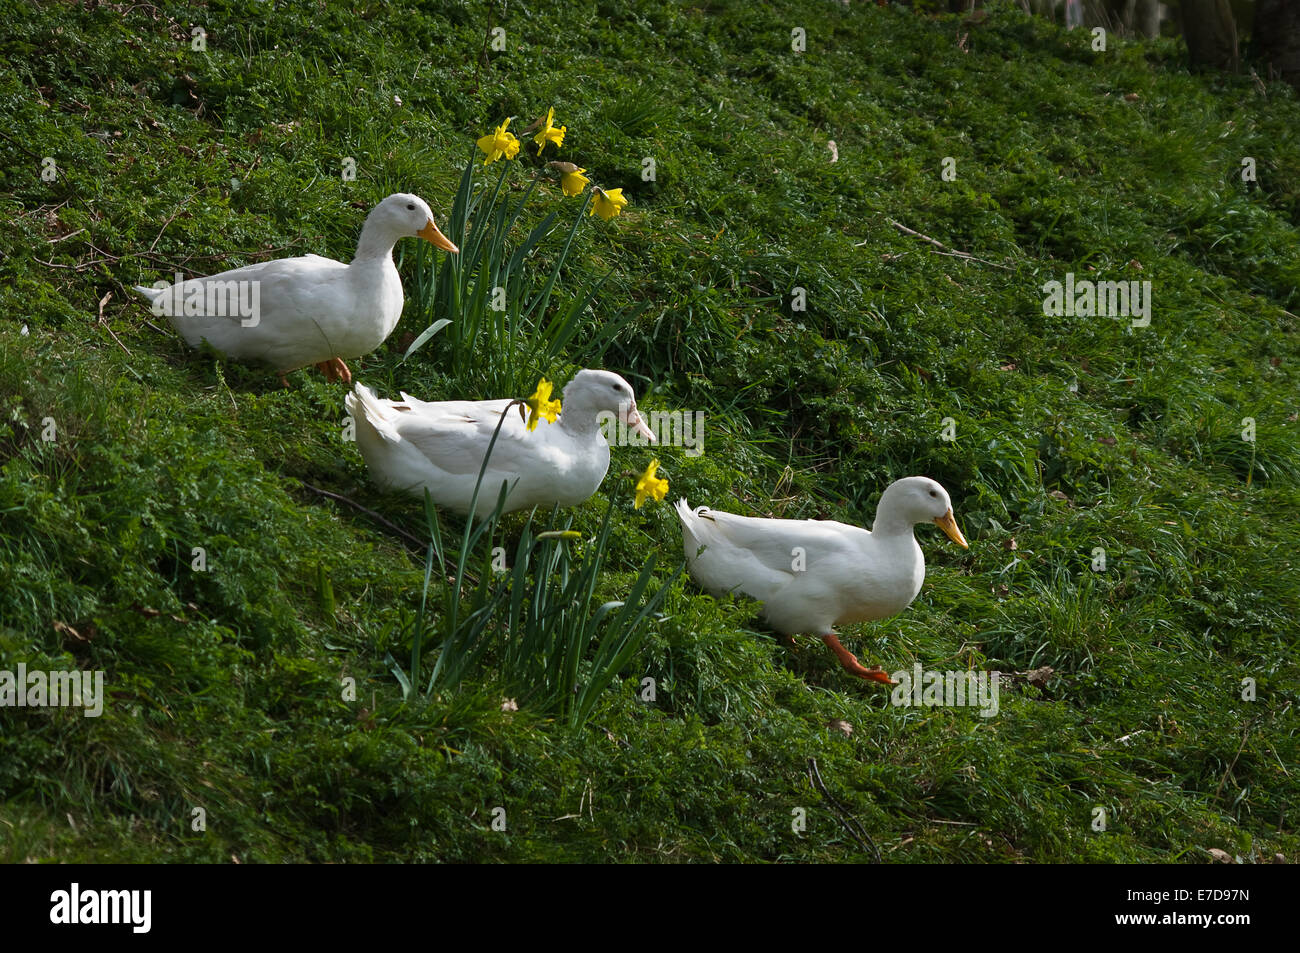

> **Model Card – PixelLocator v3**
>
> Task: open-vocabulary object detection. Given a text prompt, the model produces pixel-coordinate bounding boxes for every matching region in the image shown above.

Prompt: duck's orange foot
[821,633,896,685]
[314,358,352,384]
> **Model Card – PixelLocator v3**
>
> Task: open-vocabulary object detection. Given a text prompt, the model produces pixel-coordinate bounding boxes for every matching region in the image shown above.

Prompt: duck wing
[397,392,517,420]
[139,255,366,366]
[677,502,869,602]
[387,398,537,478]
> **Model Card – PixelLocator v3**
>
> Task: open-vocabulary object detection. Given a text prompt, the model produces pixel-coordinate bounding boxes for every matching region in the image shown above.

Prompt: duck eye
[929,490,937,497]
[406,203,415,210]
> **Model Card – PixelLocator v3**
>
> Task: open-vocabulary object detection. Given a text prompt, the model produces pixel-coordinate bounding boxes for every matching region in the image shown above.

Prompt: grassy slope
[0,0,1297,862]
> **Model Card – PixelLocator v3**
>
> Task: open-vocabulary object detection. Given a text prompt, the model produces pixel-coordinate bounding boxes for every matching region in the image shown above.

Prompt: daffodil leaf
[384,651,412,701]
[402,318,452,361]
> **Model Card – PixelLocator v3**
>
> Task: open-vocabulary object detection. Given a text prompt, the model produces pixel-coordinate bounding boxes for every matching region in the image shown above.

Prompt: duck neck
[558,403,604,438]
[352,218,398,264]
[871,505,916,540]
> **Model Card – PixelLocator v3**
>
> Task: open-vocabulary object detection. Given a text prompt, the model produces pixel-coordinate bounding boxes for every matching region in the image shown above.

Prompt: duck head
[877,476,968,548]
[563,369,656,442]
[371,193,459,253]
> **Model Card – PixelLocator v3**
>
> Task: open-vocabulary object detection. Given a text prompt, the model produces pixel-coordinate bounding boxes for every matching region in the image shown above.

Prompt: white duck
[675,477,968,684]
[134,193,458,385]
[346,369,656,517]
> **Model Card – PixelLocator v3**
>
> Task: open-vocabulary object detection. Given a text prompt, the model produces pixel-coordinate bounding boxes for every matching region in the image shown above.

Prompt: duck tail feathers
[676,498,715,521]
[134,284,173,309]
[346,383,400,444]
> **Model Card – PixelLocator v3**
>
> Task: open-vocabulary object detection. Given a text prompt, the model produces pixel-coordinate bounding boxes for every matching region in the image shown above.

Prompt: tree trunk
[1180,0,1239,71]
[1128,0,1163,37]
[1080,0,1162,38]
[1256,0,1300,89]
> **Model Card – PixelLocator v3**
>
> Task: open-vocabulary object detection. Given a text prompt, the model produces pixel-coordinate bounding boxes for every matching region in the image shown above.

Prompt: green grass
[0,0,1297,862]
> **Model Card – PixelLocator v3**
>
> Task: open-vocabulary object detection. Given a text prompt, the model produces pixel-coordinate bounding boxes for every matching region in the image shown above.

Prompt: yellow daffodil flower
[590,186,628,221]
[548,162,589,197]
[476,118,521,165]
[521,378,562,432]
[533,107,566,155]
[633,459,668,509]
[562,167,589,197]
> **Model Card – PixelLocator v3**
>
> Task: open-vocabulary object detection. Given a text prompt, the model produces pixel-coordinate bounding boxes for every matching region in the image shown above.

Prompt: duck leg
[313,358,352,384]
[821,633,896,685]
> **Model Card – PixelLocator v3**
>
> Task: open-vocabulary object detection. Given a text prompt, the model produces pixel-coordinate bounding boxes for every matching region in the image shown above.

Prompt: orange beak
[934,509,968,549]
[418,219,459,253]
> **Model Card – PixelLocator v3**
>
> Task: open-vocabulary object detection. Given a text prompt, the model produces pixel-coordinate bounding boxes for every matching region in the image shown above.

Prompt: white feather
[347,370,650,518]
[134,193,454,375]
[675,477,966,636]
